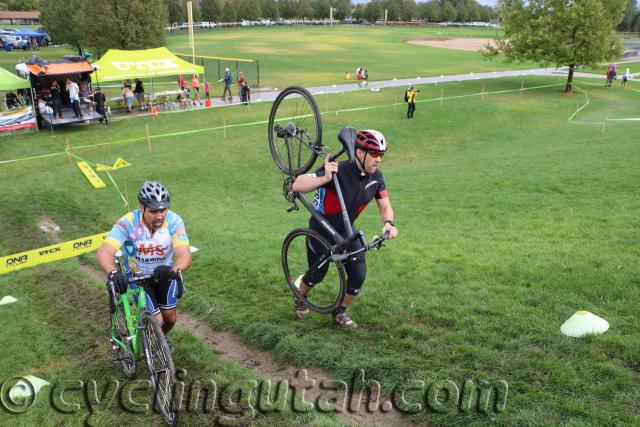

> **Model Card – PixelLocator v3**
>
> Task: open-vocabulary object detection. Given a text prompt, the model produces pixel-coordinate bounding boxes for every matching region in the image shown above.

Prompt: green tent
[91,47,204,82]
[0,66,31,91]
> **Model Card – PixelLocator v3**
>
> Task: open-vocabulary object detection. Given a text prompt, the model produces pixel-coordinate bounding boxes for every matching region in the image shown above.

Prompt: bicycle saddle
[338,126,357,163]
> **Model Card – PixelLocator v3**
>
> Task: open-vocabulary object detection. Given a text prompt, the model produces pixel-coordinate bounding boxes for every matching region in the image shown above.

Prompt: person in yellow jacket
[405,86,417,119]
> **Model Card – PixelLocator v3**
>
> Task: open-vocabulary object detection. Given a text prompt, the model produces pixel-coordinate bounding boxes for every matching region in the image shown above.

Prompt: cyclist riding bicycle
[291,129,398,328]
[96,181,192,349]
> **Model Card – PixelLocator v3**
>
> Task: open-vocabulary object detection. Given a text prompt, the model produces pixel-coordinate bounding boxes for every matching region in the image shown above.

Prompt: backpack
[404,90,409,102]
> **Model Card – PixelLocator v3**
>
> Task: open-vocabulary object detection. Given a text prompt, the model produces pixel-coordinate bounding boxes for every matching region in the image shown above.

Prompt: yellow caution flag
[112,157,131,170]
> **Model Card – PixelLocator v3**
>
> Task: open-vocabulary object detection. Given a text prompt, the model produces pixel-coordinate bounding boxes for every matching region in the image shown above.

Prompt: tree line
[172,0,497,24]
[618,0,640,31]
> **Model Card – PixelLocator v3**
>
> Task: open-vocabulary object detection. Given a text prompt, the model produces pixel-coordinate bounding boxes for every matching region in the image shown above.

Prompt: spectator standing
[222,67,232,102]
[50,80,63,119]
[122,84,135,113]
[66,78,83,118]
[622,68,629,88]
[92,87,108,124]
[237,71,246,103]
[204,81,210,99]
[191,74,202,106]
[134,79,145,111]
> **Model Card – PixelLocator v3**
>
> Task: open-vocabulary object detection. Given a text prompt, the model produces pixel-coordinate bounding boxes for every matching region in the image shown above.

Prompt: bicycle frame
[110,285,150,359]
[109,254,153,360]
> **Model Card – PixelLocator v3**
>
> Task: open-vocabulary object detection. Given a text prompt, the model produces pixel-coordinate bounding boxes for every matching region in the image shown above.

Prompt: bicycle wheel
[112,302,136,379]
[141,312,180,426]
[282,228,346,314]
[268,86,322,176]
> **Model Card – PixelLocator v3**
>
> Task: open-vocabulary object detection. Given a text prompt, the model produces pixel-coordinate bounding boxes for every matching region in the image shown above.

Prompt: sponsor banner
[77,161,106,188]
[0,233,108,275]
[0,106,37,133]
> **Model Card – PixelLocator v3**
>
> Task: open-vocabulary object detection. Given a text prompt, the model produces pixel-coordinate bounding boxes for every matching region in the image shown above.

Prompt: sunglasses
[368,151,384,159]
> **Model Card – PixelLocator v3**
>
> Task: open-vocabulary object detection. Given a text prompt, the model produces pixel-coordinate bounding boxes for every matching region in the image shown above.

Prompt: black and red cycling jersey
[309,160,388,234]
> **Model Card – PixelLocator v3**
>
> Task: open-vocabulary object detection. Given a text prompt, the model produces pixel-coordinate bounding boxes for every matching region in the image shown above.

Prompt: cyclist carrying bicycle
[291,130,398,328]
[96,181,192,349]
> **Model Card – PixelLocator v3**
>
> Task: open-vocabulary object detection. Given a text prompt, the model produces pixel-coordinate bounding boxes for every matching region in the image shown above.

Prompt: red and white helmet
[356,129,387,152]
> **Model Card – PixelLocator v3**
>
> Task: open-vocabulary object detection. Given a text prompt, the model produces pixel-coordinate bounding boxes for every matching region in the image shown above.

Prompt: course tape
[69,153,128,207]
[0,80,632,167]
[174,52,256,63]
[0,232,107,275]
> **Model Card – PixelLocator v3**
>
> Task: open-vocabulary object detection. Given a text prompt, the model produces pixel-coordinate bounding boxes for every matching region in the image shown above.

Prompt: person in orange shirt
[191,74,201,106]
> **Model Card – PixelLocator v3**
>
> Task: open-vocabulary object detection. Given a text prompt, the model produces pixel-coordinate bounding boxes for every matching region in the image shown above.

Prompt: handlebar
[332,230,390,262]
[367,230,390,251]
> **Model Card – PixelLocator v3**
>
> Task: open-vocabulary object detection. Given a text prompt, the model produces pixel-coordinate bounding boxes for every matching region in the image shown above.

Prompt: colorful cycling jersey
[310,160,388,234]
[104,209,189,276]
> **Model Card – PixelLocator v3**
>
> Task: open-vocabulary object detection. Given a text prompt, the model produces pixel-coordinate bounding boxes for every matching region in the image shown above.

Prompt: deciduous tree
[486,0,625,93]
[42,0,168,57]
[201,0,223,22]
[401,0,418,21]
[441,1,457,21]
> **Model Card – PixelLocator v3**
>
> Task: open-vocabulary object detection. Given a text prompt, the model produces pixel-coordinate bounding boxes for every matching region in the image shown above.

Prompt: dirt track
[407,38,494,51]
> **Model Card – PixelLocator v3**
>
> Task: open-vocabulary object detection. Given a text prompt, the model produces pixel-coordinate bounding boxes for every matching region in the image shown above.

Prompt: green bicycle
[107,251,180,426]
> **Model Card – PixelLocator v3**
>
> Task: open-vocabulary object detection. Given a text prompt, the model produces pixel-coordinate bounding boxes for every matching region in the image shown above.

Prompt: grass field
[165,25,534,90]
[1,27,640,427]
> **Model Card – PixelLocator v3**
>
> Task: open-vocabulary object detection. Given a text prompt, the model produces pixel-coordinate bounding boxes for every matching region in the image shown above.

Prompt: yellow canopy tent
[90,47,204,82]
[0,66,31,91]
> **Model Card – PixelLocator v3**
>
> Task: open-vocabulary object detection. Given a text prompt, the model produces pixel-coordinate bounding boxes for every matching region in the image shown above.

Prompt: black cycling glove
[153,265,174,284]
[175,270,185,299]
[107,270,128,294]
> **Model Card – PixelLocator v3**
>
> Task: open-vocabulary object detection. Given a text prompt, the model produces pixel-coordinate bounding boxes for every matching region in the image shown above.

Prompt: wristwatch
[384,220,395,227]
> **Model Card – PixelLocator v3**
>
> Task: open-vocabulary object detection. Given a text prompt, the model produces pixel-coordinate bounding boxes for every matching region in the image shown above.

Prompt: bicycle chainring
[283,177,297,202]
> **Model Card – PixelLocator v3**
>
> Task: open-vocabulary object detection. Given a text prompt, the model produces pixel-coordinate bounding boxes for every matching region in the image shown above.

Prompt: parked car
[199,22,217,28]
[1,35,26,48]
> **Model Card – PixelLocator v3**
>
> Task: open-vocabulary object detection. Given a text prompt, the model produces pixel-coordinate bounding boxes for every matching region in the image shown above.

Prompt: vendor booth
[16,55,103,127]
[91,47,204,81]
[0,66,36,133]
[91,47,204,108]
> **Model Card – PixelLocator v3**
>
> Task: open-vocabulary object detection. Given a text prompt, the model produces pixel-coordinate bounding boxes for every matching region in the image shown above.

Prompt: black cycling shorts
[303,231,367,296]
[134,276,181,315]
